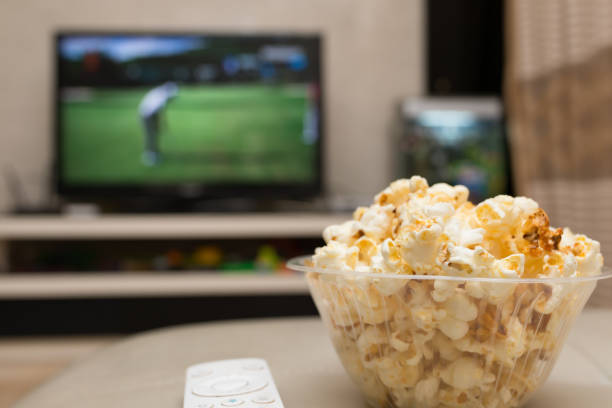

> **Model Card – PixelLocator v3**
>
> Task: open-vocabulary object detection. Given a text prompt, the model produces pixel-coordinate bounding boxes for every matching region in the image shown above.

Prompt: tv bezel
[54,30,324,201]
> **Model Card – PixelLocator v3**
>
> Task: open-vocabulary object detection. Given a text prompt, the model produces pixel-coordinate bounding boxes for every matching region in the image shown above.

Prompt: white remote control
[183,358,285,408]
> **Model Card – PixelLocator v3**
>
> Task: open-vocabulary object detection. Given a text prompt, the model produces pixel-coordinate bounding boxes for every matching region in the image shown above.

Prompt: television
[55,32,323,203]
[399,97,512,203]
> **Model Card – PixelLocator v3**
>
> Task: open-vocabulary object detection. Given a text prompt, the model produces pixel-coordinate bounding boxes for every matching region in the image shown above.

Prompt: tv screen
[399,98,511,203]
[55,32,322,198]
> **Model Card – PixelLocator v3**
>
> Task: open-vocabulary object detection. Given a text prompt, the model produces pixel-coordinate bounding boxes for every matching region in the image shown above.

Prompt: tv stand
[0,210,354,333]
[50,196,336,215]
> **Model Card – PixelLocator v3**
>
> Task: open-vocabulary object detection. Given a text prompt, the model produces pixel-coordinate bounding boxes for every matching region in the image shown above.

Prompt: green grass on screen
[61,84,316,184]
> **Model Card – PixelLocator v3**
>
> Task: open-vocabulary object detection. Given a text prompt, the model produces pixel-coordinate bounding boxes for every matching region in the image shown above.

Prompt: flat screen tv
[399,97,512,203]
[55,32,323,201]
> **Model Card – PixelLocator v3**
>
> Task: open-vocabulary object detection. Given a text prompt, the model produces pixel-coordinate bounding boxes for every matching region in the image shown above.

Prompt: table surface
[14,310,612,408]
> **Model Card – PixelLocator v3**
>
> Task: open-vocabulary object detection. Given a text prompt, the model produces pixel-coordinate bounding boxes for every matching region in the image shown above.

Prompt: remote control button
[197,404,215,408]
[192,375,268,397]
[243,363,265,371]
[251,394,275,404]
[191,369,214,378]
[221,398,244,406]
[212,378,249,393]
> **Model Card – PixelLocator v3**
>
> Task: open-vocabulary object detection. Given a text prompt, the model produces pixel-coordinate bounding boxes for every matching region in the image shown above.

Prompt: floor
[0,336,119,407]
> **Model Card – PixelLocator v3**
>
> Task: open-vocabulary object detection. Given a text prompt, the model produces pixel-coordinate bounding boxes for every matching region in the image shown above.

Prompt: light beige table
[14,311,612,408]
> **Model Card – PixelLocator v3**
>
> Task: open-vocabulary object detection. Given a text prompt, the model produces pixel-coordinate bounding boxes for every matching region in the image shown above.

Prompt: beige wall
[0,0,423,210]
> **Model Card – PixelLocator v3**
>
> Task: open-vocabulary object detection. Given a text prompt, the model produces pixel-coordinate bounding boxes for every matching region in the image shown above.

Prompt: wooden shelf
[0,213,350,240]
[0,272,309,299]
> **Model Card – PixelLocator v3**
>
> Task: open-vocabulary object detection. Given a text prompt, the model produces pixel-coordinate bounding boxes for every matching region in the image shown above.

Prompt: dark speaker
[427,0,504,95]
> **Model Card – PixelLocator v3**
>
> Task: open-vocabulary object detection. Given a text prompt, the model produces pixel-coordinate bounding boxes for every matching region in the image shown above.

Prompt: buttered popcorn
[307,176,603,408]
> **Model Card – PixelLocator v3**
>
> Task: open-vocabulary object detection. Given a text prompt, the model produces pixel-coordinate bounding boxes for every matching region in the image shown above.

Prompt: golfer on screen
[139,82,178,166]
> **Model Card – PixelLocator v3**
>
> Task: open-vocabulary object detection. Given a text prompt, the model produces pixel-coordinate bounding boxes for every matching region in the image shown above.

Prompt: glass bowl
[288,256,612,408]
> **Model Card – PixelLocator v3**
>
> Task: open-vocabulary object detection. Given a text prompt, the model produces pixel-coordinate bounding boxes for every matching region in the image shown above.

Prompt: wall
[0,0,424,210]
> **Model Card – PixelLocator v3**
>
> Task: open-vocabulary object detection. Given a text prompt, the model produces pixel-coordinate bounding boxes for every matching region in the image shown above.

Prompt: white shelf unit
[0,272,309,299]
[0,212,347,299]
[0,213,350,240]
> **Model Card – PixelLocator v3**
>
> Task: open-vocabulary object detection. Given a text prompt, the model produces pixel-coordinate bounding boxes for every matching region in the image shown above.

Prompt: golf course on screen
[61,84,316,185]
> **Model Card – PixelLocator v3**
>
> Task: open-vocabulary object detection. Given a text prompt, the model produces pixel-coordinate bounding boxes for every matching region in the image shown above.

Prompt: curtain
[505,0,612,306]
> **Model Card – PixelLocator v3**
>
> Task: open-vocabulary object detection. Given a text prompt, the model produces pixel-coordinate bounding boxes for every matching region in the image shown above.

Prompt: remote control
[183,358,285,408]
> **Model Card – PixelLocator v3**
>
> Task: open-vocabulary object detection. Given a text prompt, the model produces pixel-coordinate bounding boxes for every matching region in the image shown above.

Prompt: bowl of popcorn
[288,176,611,408]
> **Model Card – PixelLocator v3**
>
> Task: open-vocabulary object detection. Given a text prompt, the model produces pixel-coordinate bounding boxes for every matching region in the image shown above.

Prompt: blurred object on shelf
[505,0,612,267]
[62,203,100,218]
[255,245,281,272]
[165,250,185,270]
[220,260,255,273]
[192,245,223,269]
[120,258,150,272]
[6,237,322,274]
[151,255,169,271]
[3,165,60,215]
[398,97,511,203]
[274,262,289,275]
